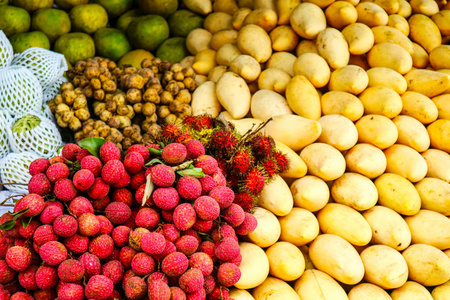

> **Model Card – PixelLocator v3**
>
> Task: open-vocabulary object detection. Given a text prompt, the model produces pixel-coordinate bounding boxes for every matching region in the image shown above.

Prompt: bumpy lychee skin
[177,176,202,200]
[58,283,84,300]
[209,186,235,209]
[203,274,215,295]
[135,207,160,230]
[89,234,114,259]
[73,169,95,191]
[87,178,110,200]
[36,265,58,290]
[208,285,229,300]
[53,214,78,237]
[39,241,68,266]
[101,260,124,285]
[75,148,91,163]
[128,227,150,252]
[162,143,187,165]
[124,276,147,300]
[33,224,58,246]
[189,252,214,276]
[0,260,16,284]
[99,141,121,163]
[98,215,114,235]
[77,213,100,236]
[62,143,81,162]
[119,247,136,269]
[152,241,176,262]
[104,201,131,225]
[5,246,31,271]
[152,187,179,210]
[211,224,238,243]
[148,279,171,300]
[170,286,186,300]
[175,235,199,256]
[58,259,85,283]
[214,237,240,262]
[112,226,131,248]
[64,234,89,255]
[199,174,217,195]
[235,212,258,235]
[49,156,67,165]
[54,178,78,202]
[141,231,166,255]
[29,158,50,176]
[146,271,169,286]
[112,168,131,188]
[10,292,34,300]
[131,252,155,276]
[130,171,146,190]
[85,275,114,300]
[222,203,246,227]
[194,155,218,175]
[14,194,44,218]
[79,253,101,278]
[46,162,70,183]
[81,155,103,177]
[28,173,52,196]
[194,196,220,221]
[193,219,213,233]
[34,289,57,300]
[161,223,180,243]
[111,188,133,207]
[39,205,63,224]
[150,164,176,187]
[217,262,241,287]
[211,169,227,187]
[0,285,10,300]
[161,252,189,277]
[173,203,197,231]
[69,196,94,217]
[127,144,150,162]
[102,159,126,185]
[124,152,144,174]
[179,268,204,294]
[185,139,205,160]
[91,196,110,211]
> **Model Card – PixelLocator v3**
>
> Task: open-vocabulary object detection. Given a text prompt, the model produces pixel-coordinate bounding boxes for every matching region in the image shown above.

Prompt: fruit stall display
[0,0,450,299]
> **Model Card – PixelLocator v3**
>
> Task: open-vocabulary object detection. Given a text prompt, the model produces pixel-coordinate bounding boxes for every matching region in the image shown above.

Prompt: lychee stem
[0,194,26,206]
[172,160,194,171]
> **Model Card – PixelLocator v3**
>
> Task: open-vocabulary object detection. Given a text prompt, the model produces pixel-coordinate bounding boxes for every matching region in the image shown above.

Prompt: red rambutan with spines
[271,150,289,173]
[241,167,265,195]
[175,133,193,144]
[230,149,253,174]
[211,130,238,157]
[233,192,256,212]
[251,135,274,158]
[162,124,182,141]
[214,157,227,176]
[260,157,278,178]
[182,115,214,131]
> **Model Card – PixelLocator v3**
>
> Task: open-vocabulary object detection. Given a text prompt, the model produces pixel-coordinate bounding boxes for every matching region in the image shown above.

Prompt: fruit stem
[172,160,194,171]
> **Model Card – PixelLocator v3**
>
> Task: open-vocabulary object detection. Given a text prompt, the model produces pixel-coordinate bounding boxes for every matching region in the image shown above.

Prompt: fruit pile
[0,136,259,299]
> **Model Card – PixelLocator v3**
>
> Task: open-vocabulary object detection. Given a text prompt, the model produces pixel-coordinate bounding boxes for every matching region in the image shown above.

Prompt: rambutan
[233,192,255,212]
[174,133,193,144]
[162,124,182,141]
[211,130,238,157]
[241,167,265,195]
[182,115,213,131]
[261,158,278,178]
[230,149,253,174]
[251,135,274,158]
[271,150,289,173]
[226,175,239,191]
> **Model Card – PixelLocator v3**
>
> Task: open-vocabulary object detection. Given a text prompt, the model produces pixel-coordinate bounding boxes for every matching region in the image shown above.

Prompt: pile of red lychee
[0,139,258,300]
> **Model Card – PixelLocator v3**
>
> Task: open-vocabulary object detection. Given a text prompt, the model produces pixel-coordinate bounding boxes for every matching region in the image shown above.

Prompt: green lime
[54,0,89,10]
[69,3,108,34]
[116,9,141,31]
[54,32,95,65]
[156,37,189,64]
[31,8,71,44]
[0,5,30,37]
[168,9,204,37]
[117,49,154,68]
[93,0,134,18]
[10,0,53,13]
[139,0,177,18]
[94,28,132,61]
[9,31,50,53]
[126,14,169,52]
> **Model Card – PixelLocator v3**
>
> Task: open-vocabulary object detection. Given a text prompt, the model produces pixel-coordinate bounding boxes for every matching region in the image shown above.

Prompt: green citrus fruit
[94,28,132,61]
[93,0,134,18]
[10,0,53,13]
[126,14,169,51]
[31,8,71,44]
[168,9,204,37]
[139,0,177,18]
[116,9,141,31]
[54,0,89,10]
[0,5,30,37]
[69,3,108,34]
[156,37,189,64]
[0,0,9,6]
[54,32,95,65]
[117,49,154,68]
[9,31,50,53]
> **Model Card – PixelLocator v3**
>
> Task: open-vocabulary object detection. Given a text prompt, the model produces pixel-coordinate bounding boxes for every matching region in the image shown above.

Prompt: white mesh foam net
[43,75,67,102]
[41,102,56,123]
[0,151,41,193]
[0,190,22,212]
[7,112,62,158]
[0,66,43,116]
[11,47,68,90]
[0,110,11,160]
[0,30,13,69]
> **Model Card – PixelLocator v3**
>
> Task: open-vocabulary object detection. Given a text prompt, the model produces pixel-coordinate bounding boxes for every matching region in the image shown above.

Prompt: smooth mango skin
[235,242,270,290]
[294,269,349,300]
[391,281,433,300]
[216,71,251,119]
[408,14,441,53]
[285,75,321,120]
[405,209,450,250]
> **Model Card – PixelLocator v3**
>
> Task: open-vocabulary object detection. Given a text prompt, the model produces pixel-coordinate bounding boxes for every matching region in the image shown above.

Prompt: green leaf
[149,148,162,156]
[176,168,205,178]
[157,142,165,148]
[0,220,15,231]
[22,217,33,229]
[78,138,107,158]
[9,208,29,217]
[145,158,164,166]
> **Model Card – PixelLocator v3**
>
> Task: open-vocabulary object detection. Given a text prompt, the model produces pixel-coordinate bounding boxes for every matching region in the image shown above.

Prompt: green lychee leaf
[0,208,29,230]
[148,148,162,157]
[9,208,29,217]
[176,168,205,178]
[78,137,107,158]
[145,158,164,167]
[22,217,33,229]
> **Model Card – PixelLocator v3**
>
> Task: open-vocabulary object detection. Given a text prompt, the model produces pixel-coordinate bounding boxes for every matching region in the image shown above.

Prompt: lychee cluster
[0,140,258,299]
[159,115,290,212]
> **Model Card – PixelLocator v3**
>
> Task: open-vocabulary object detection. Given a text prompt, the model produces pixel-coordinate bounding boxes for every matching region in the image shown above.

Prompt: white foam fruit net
[0,30,13,69]
[43,75,67,102]
[11,47,68,90]
[0,151,41,193]
[41,102,56,123]
[0,66,43,116]
[7,112,62,158]
[0,110,11,160]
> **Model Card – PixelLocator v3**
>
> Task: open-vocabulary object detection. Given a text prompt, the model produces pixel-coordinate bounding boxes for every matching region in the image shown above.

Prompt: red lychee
[104,202,131,225]
[96,215,113,235]
[101,260,123,285]
[130,171,146,190]
[119,247,136,269]
[112,225,131,248]
[58,283,84,300]
[214,237,240,262]
[179,268,204,294]
[217,262,241,287]
[63,234,89,255]
[18,219,40,239]
[124,152,144,174]
[177,176,202,200]
[203,274,215,295]
[35,265,58,290]
[193,219,213,233]
[141,231,166,255]
[39,205,63,224]
[53,214,78,237]
[235,212,258,235]
[46,162,70,183]
[29,158,50,176]
[105,246,120,262]
[79,253,101,277]
[124,276,147,300]
[211,224,237,243]
[161,208,174,223]
[54,178,78,202]
[14,194,44,217]
[131,252,155,276]
[0,285,10,300]
[85,275,114,300]
[152,187,179,210]
[199,174,217,195]
[222,203,245,227]
[76,148,91,163]
[134,183,146,206]
[148,279,171,300]
[58,259,85,283]
[91,195,110,210]
[62,143,81,161]
[170,286,186,300]
[189,252,214,276]
[39,241,67,266]
[87,177,110,200]
[111,188,133,207]
[135,207,159,230]
[161,252,189,277]
[102,159,126,185]
[10,292,34,300]
[73,169,95,191]
[28,173,52,196]
[49,156,67,165]
[152,241,176,262]
[207,285,229,300]
[186,287,206,300]
[33,224,57,246]
[161,223,180,243]
[99,141,121,163]
[185,139,205,160]
[194,195,220,221]
[128,227,150,252]
[34,288,57,300]
[81,155,103,177]
[5,246,31,271]
[175,235,198,256]
[211,169,227,187]
[69,196,94,217]
[173,203,197,231]
[208,186,234,209]
[0,260,16,284]
[77,213,100,236]
[194,155,218,175]
[183,229,202,245]
[89,234,114,259]
[150,164,176,187]
[127,144,150,161]
[162,143,187,165]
